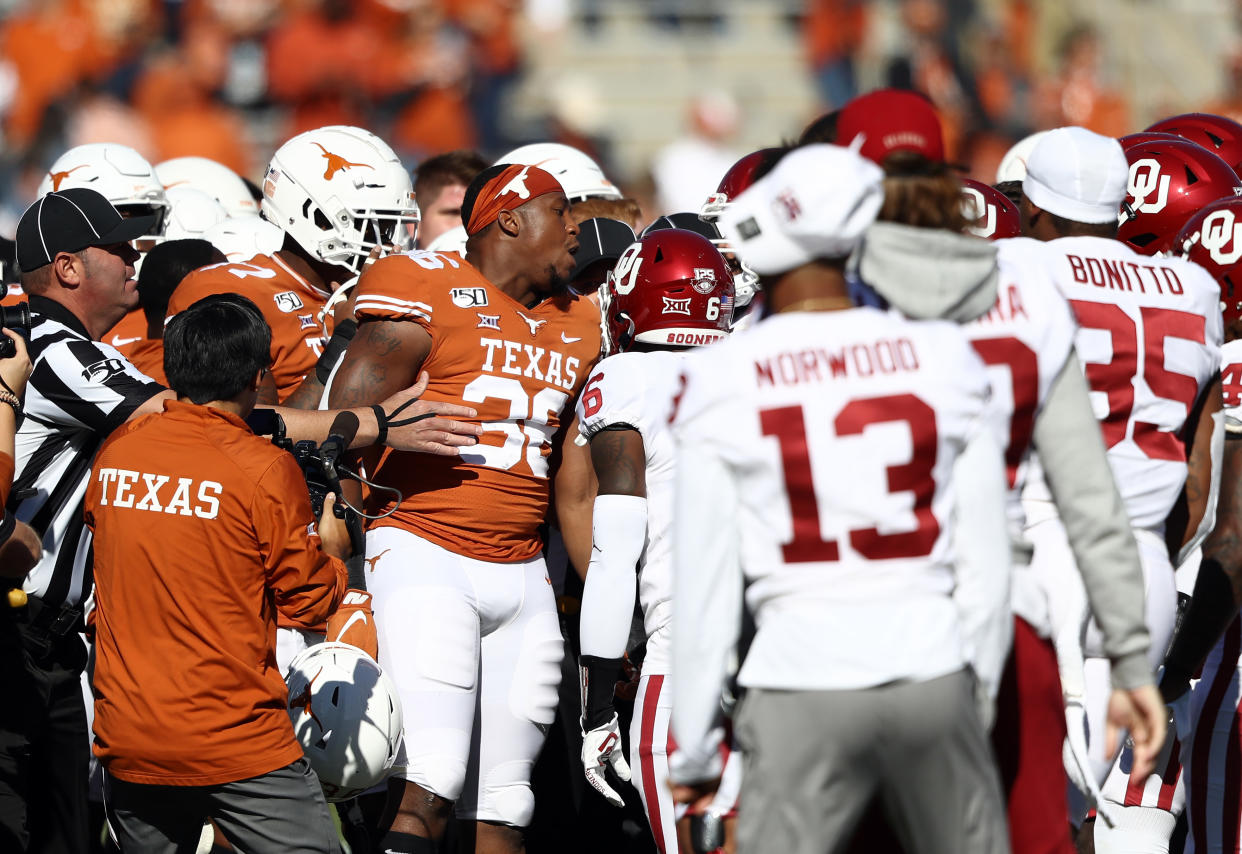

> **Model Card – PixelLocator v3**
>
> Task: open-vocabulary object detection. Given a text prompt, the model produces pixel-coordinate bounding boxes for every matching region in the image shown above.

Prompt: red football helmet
[1146,113,1242,177]
[1118,137,1242,255]
[1175,196,1242,324]
[699,148,785,221]
[961,178,1020,240]
[601,229,734,355]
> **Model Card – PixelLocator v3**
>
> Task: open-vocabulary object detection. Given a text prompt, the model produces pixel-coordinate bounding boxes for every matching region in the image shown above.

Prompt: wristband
[372,404,387,446]
[0,390,21,414]
[580,654,624,729]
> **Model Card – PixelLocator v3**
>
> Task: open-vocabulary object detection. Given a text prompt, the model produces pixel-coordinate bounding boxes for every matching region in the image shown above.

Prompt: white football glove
[1063,699,1116,827]
[581,714,632,808]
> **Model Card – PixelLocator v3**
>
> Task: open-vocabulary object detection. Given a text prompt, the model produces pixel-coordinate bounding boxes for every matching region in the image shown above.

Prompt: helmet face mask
[262,126,420,275]
[600,229,735,356]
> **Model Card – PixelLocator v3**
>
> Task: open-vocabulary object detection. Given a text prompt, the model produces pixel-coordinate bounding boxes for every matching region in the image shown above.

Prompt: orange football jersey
[104,309,148,361]
[353,250,601,562]
[127,337,166,386]
[168,254,328,402]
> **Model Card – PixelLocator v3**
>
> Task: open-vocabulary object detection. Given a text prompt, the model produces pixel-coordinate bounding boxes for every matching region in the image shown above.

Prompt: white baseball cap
[1022,126,1129,224]
[995,130,1049,183]
[717,144,884,275]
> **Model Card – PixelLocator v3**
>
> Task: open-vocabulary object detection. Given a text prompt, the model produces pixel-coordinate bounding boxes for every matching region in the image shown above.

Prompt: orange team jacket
[353,250,602,562]
[86,400,347,786]
[167,254,329,402]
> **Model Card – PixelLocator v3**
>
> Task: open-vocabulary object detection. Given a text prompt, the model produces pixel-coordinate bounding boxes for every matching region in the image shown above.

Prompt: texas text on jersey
[353,249,602,561]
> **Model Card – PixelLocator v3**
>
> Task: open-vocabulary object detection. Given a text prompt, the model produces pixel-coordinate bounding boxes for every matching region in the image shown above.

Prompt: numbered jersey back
[1038,236,1223,530]
[676,307,998,596]
[1222,338,1242,434]
[966,238,1078,532]
[169,254,330,402]
[577,350,684,638]
[353,250,602,562]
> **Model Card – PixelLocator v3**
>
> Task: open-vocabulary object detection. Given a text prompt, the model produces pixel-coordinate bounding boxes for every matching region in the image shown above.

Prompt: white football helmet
[203,215,285,263]
[261,126,419,275]
[155,156,259,219]
[497,142,621,201]
[38,143,169,250]
[995,130,1051,184]
[163,187,229,242]
[286,642,403,802]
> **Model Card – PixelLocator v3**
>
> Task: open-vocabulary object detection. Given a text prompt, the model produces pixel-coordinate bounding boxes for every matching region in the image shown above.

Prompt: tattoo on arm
[590,427,646,497]
[327,320,426,410]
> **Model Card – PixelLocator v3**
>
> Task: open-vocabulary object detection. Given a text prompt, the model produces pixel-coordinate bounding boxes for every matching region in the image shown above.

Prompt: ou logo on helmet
[1200,208,1242,265]
[611,242,644,295]
[962,187,996,238]
[1128,159,1171,214]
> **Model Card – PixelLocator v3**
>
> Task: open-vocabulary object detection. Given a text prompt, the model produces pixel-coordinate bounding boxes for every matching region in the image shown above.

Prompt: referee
[1,188,166,854]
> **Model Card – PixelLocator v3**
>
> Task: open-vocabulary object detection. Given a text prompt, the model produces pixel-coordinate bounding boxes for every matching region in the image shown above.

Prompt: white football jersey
[1022,236,1223,532]
[967,238,1078,532]
[673,307,1004,690]
[576,349,684,639]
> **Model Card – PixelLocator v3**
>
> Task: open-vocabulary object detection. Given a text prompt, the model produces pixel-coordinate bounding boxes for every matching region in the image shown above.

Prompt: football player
[1160,195,1242,853]
[327,162,597,854]
[574,228,734,853]
[668,142,1012,854]
[1019,127,1222,852]
[167,125,418,406]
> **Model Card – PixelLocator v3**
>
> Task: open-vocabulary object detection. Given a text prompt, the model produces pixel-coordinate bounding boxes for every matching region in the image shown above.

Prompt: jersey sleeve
[253,453,347,629]
[576,353,648,440]
[27,340,164,435]
[351,251,466,333]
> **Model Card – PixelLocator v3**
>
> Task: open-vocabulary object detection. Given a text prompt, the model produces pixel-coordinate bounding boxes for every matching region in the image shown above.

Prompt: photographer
[85,294,349,853]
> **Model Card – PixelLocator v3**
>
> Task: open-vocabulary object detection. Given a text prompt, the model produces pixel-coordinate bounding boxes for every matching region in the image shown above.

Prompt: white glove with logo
[581,713,632,808]
[1063,699,1116,827]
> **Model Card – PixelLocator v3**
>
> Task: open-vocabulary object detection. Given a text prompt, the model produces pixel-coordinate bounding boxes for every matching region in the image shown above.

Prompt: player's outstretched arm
[1163,433,1242,702]
[1166,373,1224,562]
[553,416,597,580]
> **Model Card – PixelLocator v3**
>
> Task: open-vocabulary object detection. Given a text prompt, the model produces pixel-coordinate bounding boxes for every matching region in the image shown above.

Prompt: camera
[0,302,31,359]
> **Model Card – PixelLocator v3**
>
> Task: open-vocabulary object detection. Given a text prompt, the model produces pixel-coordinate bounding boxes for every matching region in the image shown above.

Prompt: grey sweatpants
[103,757,341,854]
[734,670,1010,854]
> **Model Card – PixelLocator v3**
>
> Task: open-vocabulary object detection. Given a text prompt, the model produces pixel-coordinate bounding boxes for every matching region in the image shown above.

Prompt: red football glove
[325,589,378,660]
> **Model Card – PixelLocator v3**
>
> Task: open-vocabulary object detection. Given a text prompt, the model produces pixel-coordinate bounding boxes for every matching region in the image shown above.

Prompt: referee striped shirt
[9,295,164,609]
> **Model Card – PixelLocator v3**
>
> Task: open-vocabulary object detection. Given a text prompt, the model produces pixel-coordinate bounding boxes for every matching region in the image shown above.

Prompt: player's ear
[496,208,521,237]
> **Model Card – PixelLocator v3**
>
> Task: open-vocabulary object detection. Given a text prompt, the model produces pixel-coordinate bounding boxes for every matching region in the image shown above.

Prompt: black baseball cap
[570,217,636,282]
[640,211,723,242]
[16,188,156,273]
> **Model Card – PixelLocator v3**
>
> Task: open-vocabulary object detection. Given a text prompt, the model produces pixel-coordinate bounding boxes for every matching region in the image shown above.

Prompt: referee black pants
[0,611,90,853]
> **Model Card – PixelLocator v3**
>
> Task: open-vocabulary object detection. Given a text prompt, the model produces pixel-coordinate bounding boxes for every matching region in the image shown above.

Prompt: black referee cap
[570,217,636,281]
[16,188,155,273]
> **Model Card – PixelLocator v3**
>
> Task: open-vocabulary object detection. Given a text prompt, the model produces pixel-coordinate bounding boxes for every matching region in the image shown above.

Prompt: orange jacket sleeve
[254,454,347,628]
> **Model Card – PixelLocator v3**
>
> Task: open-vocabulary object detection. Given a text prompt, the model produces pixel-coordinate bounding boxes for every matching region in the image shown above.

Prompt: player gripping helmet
[497,142,621,201]
[600,229,734,355]
[1175,196,1242,325]
[1146,112,1242,177]
[156,156,259,219]
[961,178,1020,240]
[261,125,420,275]
[285,642,403,802]
[1118,136,1242,255]
[38,142,170,250]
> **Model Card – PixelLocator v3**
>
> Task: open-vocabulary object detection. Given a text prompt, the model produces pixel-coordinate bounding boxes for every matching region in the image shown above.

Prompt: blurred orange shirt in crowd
[804,0,866,69]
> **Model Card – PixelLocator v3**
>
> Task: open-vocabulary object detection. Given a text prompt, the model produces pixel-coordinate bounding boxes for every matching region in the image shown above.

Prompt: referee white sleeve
[670,437,741,785]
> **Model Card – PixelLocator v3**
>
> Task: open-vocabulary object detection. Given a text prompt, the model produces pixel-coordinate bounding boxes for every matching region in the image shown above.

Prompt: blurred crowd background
[0,0,1240,234]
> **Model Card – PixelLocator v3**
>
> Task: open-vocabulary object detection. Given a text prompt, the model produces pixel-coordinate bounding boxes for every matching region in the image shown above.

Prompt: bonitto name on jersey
[1066,253,1185,295]
[479,338,580,391]
[756,337,920,388]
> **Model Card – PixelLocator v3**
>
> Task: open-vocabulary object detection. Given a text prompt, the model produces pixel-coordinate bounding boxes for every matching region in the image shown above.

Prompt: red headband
[465,164,563,236]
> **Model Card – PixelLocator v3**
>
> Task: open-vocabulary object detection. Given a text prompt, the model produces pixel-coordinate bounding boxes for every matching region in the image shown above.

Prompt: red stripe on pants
[1156,736,1182,812]
[1192,619,1241,850]
[640,675,668,854]
[991,617,1075,854]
